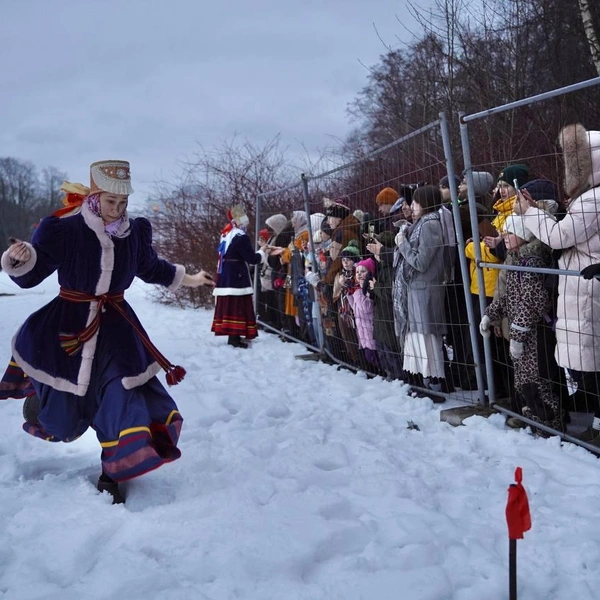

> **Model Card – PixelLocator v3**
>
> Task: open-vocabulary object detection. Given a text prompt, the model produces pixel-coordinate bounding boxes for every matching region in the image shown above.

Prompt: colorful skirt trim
[211,294,258,338]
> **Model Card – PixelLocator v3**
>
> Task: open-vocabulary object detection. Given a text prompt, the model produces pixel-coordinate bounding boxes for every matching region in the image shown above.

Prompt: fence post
[253,193,263,318]
[301,173,326,353]
[439,112,487,405]
[459,112,496,406]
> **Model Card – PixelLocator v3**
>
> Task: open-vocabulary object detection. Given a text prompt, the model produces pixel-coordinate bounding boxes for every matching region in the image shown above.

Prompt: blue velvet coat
[213,230,264,296]
[1,203,184,396]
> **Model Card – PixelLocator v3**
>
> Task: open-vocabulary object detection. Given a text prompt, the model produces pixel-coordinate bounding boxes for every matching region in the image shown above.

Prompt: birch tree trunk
[578,0,600,76]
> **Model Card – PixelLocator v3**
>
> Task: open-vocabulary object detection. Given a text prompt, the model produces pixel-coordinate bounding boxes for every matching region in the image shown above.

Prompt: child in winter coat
[332,241,361,365]
[480,214,562,432]
[347,257,379,370]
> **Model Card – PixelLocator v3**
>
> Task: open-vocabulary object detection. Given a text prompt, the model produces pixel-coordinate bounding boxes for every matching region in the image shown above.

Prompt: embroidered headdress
[90,160,134,195]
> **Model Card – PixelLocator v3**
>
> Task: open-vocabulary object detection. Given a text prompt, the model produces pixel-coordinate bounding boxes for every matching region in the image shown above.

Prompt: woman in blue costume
[1,160,214,503]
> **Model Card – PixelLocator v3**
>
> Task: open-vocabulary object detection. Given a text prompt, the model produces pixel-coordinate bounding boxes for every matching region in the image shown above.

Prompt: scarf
[85,193,131,238]
[396,211,441,349]
[216,227,245,275]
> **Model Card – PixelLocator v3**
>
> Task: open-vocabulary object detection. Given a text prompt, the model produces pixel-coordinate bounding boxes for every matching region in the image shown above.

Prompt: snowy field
[0,271,599,600]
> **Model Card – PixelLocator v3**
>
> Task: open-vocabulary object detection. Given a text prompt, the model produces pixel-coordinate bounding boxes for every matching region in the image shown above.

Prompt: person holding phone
[1,160,215,503]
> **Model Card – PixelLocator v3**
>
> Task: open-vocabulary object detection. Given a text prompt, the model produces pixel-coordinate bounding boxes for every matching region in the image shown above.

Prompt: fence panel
[255,118,485,405]
[459,76,600,451]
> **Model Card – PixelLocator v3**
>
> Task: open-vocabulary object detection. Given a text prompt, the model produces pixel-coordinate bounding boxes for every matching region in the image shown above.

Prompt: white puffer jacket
[522,124,600,371]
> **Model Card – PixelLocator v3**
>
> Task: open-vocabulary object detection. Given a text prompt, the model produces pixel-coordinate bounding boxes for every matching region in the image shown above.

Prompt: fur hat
[341,239,361,260]
[356,257,376,275]
[498,164,529,188]
[504,214,534,242]
[325,197,351,220]
[265,214,287,235]
[89,160,134,195]
[470,171,494,197]
[558,123,600,198]
[439,175,461,190]
[412,185,442,212]
[376,187,400,205]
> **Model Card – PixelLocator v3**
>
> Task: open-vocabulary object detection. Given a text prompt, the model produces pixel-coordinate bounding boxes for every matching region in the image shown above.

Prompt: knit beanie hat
[498,164,529,188]
[259,228,269,241]
[504,214,534,241]
[356,257,376,276]
[341,239,361,260]
[471,171,494,197]
[376,187,400,205]
[439,175,461,189]
[265,214,287,236]
[325,197,351,219]
[521,178,558,202]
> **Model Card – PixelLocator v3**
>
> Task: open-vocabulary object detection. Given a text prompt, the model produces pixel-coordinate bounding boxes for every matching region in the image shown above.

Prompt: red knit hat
[259,228,269,241]
[376,187,400,205]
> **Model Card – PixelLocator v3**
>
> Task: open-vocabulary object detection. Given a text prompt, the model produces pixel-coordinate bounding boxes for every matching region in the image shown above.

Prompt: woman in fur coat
[2,161,214,503]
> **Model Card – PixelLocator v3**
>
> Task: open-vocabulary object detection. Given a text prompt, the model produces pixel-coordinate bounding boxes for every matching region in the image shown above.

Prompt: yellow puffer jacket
[465,241,501,297]
[491,196,515,233]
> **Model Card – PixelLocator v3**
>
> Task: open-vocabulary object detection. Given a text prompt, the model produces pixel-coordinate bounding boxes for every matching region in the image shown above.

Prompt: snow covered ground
[0,271,599,600]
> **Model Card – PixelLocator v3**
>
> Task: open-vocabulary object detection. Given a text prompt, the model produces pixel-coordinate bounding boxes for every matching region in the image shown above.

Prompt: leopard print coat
[485,239,561,430]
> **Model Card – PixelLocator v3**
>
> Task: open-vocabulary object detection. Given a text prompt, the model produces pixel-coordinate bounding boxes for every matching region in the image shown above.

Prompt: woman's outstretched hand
[7,238,31,264]
[182,270,216,288]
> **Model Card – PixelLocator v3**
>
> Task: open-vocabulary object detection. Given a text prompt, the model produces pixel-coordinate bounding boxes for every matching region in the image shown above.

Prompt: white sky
[1,0,420,199]
[1,271,600,599]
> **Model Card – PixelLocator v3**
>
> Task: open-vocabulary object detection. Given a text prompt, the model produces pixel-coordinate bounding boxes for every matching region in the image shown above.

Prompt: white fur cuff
[1,243,37,277]
[168,264,186,291]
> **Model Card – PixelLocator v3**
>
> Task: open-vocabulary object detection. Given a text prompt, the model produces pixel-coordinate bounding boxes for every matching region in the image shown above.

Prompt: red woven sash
[58,288,185,386]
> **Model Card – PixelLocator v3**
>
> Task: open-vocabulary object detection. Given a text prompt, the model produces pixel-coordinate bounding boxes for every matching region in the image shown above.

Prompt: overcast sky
[1,0,422,200]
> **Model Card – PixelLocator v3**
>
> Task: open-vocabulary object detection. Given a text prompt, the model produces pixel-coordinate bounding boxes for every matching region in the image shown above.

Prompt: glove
[581,263,600,280]
[305,271,320,287]
[479,315,492,338]
[509,340,524,359]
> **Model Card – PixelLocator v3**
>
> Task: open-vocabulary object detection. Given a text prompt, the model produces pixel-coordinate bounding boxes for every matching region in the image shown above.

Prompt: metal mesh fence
[254,75,600,453]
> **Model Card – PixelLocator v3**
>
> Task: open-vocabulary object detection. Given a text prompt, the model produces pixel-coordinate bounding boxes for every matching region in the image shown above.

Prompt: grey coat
[397,215,448,336]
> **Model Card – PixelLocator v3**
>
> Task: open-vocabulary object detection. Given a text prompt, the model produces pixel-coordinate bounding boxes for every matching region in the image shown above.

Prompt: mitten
[479,315,492,338]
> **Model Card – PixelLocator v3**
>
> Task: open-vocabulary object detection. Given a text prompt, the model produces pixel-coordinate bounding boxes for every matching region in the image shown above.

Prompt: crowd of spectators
[254,123,600,443]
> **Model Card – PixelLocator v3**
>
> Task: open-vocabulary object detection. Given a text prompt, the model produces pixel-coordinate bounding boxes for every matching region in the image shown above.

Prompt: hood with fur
[559,123,600,198]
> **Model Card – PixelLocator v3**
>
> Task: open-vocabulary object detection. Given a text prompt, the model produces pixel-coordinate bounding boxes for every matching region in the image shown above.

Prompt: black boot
[97,473,125,504]
[227,335,248,349]
[22,393,41,424]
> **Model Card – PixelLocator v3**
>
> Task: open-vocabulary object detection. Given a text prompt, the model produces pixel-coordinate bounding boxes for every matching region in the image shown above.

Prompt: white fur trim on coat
[1,243,37,277]
[168,264,186,291]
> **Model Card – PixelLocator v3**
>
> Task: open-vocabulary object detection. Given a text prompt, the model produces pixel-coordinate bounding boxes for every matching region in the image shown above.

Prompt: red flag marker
[506,467,531,599]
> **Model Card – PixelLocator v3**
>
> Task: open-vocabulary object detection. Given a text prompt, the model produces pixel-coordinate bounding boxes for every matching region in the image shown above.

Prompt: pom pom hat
[90,160,134,195]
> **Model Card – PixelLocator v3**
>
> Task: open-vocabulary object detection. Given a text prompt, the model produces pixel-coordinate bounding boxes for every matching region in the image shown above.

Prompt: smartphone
[513,179,520,193]
[368,224,376,242]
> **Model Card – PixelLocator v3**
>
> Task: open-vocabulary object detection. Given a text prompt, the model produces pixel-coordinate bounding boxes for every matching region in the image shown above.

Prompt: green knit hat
[341,239,361,260]
[498,163,529,188]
